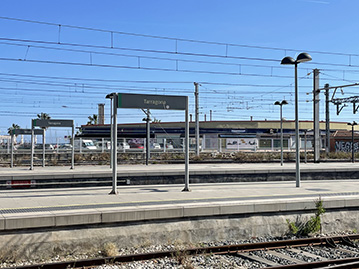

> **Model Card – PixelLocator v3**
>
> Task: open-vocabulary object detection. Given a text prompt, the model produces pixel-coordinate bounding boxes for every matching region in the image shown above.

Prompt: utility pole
[194,82,200,156]
[142,109,151,166]
[313,69,320,163]
[325,83,330,154]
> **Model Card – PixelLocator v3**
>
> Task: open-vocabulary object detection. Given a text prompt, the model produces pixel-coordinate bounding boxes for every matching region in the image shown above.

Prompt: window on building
[259,139,272,149]
[273,139,288,148]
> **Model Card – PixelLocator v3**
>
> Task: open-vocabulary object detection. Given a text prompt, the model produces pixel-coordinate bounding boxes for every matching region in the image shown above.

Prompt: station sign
[32,119,73,128]
[117,93,187,110]
[11,129,43,135]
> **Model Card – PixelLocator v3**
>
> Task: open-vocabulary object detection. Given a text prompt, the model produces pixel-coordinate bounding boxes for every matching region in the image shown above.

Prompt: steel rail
[269,257,359,269]
[4,234,359,269]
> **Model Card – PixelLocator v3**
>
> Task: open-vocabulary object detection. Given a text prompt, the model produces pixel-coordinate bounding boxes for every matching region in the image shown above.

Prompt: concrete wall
[0,208,358,261]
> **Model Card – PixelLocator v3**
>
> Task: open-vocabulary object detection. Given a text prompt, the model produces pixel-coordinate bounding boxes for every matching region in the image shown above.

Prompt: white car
[118,142,130,150]
[150,143,161,149]
[74,139,97,150]
[94,141,111,150]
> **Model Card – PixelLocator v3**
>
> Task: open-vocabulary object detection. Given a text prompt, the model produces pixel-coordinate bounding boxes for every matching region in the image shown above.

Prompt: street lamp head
[348,121,358,126]
[280,56,295,65]
[274,100,288,106]
[296,52,312,63]
[106,92,117,99]
[281,53,312,65]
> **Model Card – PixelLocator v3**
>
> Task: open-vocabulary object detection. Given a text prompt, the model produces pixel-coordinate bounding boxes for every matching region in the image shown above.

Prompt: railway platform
[1,162,359,259]
[1,161,359,187]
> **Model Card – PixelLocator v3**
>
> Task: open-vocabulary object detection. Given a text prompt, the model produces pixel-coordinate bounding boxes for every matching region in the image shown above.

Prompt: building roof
[331,130,359,138]
[82,120,353,131]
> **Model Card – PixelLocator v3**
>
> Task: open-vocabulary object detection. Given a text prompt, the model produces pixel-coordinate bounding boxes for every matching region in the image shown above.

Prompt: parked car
[118,142,130,150]
[74,139,97,150]
[35,144,55,150]
[15,144,31,150]
[165,143,174,150]
[159,143,174,150]
[150,143,161,150]
[58,144,73,151]
[128,142,144,149]
[94,141,111,150]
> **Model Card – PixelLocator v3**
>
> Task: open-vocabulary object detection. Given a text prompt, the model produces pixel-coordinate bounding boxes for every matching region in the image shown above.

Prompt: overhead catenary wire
[1,16,359,58]
[2,37,359,69]
[0,72,314,89]
[1,16,358,132]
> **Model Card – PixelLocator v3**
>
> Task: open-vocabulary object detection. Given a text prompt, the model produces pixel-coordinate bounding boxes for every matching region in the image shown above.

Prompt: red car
[129,142,144,149]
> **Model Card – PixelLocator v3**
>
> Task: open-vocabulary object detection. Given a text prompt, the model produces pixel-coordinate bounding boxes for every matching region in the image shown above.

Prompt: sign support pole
[71,122,75,169]
[110,93,118,195]
[10,134,14,168]
[194,82,200,156]
[30,121,34,170]
[183,97,190,191]
[42,129,45,167]
[145,109,150,166]
[110,96,113,169]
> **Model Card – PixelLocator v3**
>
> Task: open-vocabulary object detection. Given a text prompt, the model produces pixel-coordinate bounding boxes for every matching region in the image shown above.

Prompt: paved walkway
[1,162,359,231]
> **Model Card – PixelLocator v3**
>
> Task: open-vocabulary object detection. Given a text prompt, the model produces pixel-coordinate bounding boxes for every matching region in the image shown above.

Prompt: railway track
[4,234,359,269]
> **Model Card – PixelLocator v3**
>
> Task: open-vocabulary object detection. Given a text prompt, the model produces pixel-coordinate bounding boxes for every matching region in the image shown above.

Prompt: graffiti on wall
[335,141,359,152]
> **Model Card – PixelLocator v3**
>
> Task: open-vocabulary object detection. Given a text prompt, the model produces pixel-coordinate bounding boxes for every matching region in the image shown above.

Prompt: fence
[0,137,318,154]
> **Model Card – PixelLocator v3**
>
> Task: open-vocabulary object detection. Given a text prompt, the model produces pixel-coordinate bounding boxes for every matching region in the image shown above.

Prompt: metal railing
[0,137,321,155]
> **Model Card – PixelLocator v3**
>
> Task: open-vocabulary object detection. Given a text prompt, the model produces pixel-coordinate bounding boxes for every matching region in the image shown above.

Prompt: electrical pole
[144,109,151,166]
[313,69,320,163]
[194,82,200,156]
[325,83,330,154]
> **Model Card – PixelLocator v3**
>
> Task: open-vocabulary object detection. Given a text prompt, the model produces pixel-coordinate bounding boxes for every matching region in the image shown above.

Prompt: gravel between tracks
[1,232,357,268]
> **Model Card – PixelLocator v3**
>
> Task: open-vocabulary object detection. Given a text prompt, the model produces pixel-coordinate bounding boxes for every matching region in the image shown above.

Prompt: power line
[0,37,280,63]
[1,16,358,58]
[0,40,293,71]
[2,37,359,69]
[0,72,194,84]
[0,72,313,89]
[3,41,359,74]
[0,56,310,79]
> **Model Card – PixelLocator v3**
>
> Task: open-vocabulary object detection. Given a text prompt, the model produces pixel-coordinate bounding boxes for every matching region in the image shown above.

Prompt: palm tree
[87,114,98,125]
[37,112,51,120]
[36,113,51,147]
[7,123,20,135]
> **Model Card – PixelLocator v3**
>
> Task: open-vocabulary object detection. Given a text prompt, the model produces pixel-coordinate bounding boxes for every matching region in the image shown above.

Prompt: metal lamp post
[281,53,312,188]
[347,121,358,163]
[274,100,288,166]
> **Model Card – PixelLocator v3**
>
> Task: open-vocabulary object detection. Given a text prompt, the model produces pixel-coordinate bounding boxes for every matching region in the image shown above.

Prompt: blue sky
[1,0,359,142]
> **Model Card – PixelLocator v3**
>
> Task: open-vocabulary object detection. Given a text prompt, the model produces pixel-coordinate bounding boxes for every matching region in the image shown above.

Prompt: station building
[79,120,356,152]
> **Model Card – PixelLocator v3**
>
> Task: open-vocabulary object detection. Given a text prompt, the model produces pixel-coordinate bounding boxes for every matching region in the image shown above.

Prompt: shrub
[102,242,118,257]
[287,197,325,236]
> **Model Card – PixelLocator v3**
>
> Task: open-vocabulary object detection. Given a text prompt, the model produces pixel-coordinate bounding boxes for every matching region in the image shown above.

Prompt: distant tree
[152,118,161,123]
[76,128,82,136]
[7,123,20,135]
[87,114,98,125]
[36,112,51,133]
[37,112,51,120]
